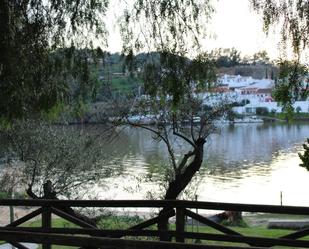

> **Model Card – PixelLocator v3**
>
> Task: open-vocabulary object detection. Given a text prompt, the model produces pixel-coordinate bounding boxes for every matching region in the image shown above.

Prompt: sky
[106,0,282,59]
[205,0,281,59]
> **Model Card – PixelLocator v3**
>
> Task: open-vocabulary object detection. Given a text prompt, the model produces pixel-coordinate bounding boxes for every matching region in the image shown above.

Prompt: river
[92,122,309,206]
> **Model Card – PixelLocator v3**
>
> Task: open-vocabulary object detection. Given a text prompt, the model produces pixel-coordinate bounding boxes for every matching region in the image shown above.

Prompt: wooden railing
[1,199,309,248]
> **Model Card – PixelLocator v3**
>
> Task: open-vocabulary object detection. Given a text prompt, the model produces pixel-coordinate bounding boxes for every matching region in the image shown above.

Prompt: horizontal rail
[1,199,309,214]
[1,227,309,248]
[0,230,265,249]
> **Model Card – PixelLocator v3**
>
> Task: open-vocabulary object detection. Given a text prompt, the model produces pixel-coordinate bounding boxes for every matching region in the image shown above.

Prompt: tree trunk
[226,211,243,226]
[26,180,97,228]
[158,138,205,241]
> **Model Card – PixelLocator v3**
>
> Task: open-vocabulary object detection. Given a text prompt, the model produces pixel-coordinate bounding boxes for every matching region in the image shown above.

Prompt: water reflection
[95,123,309,205]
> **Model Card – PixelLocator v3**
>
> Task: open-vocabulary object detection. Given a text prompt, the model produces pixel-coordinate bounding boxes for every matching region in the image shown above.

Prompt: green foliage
[284,105,295,122]
[0,191,10,199]
[97,215,143,229]
[26,218,78,229]
[221,218,248,228]
[252,50,270,65]
[240,99,250,106]
[251,0,309,56]
[120,1,216,106]
[121,0,214,54]
[0,0,218,120]
[272,60,308,121]
[299,139,309,171]
[296,106,302,113]
[0,120,109,198]
[256,107,269,115]
[210,48,242,67]
[263,111,309,121]
[0,0,108,121]
[0,191,25,199]
[141,52,216,106]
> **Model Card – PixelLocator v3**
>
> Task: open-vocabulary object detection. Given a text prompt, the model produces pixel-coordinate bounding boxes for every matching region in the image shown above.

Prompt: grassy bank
[263,112,309,122]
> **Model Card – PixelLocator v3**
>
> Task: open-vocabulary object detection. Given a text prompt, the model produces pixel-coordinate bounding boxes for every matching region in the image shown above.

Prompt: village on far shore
[212,74,308,116]
[88,72,309,125]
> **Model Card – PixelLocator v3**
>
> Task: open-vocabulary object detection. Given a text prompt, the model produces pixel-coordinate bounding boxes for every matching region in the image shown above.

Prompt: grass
[2,214,309,249]
[264,112,309,121]
[110,76,141,92]
[178,216,309,248]
[24,217,78,228]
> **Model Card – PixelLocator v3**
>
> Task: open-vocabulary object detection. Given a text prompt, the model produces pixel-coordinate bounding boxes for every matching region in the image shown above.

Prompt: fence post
[176,207,185,243]
[42,206,52,249]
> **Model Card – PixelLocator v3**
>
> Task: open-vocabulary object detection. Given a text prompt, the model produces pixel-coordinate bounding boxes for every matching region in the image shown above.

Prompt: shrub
[296,106,302,113]
[256,107,269,115]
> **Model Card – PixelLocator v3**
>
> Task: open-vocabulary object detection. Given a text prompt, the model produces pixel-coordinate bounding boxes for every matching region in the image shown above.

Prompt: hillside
[94,52,278,100]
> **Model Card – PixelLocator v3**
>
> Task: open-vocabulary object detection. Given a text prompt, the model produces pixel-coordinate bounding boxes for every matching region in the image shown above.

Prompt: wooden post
[176,207,185,243]
[195,194,199,233]
[42,206,52,249]
[9,190,14,224]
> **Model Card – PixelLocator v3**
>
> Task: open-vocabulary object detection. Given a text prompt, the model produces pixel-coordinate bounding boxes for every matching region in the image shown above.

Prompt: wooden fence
[1,199,309,248]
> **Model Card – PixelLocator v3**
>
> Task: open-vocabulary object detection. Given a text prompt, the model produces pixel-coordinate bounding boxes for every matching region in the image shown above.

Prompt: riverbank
[261,112,309,122]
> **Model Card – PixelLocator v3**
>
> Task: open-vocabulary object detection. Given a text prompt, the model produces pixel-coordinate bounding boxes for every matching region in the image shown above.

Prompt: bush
[97,215,143,229]
[0,191,10,199]
[256,107,269,115]
[296,106,302,113]
[0,191,25,199]
[299,138,309,170]
[240,99,250,106]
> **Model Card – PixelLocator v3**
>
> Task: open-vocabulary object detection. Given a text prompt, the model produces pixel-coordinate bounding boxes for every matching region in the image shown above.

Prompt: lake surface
[94,122,309,207]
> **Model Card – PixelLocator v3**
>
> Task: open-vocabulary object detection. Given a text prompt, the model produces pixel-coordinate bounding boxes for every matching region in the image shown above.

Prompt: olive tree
[104,51,232,238]
[0,120,111,199]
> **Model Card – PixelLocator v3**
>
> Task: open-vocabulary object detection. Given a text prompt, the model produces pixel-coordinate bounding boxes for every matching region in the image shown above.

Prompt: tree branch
[172,126,196,149]
[177,150,195,174]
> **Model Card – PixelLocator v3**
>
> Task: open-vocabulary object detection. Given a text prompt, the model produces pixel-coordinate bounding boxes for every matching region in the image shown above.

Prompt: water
[94,123,309,206]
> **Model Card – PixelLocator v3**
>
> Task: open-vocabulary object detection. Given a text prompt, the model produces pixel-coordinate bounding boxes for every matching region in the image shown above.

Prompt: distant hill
[94,52,278,100]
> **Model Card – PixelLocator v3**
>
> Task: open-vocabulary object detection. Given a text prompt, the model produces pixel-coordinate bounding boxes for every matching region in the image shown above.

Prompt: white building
[203,74,309,114]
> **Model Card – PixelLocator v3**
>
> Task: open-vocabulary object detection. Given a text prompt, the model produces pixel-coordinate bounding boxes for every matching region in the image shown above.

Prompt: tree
[272,60,308,120]
[103,50,232,239]
[0,0,109,121]
[299,139,309,170]
[210,48,241,68]
[0,119,118,225]
[251,0,309,58]
[252,50,270,65]
[0,0,216,122]
[111,96,230,239]
[251,0,309,174]
[0,120,110,199]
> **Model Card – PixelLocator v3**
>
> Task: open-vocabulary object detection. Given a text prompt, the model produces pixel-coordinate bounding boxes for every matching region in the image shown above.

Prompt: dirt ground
[0,206,37,226]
